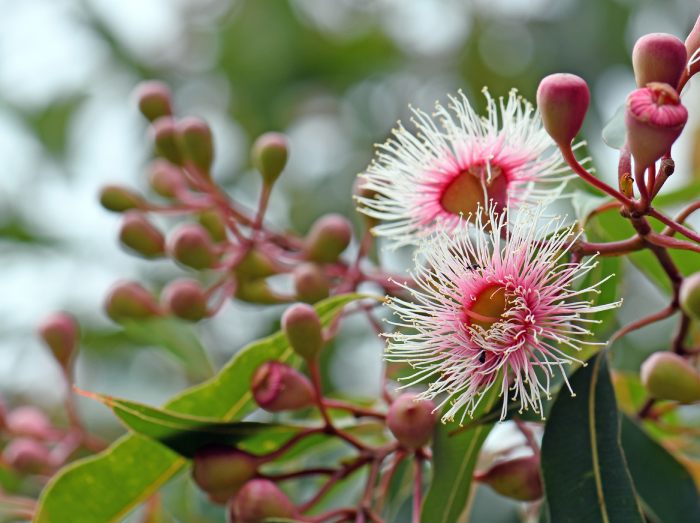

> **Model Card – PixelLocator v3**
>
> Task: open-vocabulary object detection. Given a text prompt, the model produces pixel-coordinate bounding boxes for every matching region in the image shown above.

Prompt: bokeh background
[1,0,700,520]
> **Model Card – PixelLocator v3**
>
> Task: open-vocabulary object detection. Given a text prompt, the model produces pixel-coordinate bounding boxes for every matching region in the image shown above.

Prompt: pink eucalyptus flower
[384,205,620,423]
[356,89,574,247]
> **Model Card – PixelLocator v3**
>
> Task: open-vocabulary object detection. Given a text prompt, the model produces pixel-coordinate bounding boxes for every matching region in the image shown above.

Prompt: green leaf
[621,415,700,523]
[35,293,369,523]
[601,103,626,150]
[541,351,645,523]
[653,180,700,208]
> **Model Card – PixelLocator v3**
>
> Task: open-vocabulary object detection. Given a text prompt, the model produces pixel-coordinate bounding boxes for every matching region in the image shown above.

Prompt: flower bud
[251,132,289,186]
[632,33,687,88]
[99,185,145,213]
[234,279,287,305]
[104,281,161,323]
[198,210,227,243]
[680,272,700,321]
[6,407,53,440]
[474,455,543,502]
[304,214,353,264]
[281,304,324,361]
[228,479,296,523]
[536,73,590,146]
[119,212,165,258]
[134,81,173,122]
[386,393,437,450]
[293,263,330,304]
[168,224,218,270]
[3,438,52,473]
[251,361,315,412]
[38,312,79,368]
[148,159,185,199]
[641,352,700,403]
[152,116,183,165]
[162,279,209,322]
[192,446,259,504]
[234,249,279,280]
[625,83,688,169]
[685,15,700,79]
[353,177,380,229]
[179,117,214,174]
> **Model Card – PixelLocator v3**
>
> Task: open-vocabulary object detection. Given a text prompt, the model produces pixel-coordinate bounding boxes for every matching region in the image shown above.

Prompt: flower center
[464,284,508,330]
[440,164,508,218]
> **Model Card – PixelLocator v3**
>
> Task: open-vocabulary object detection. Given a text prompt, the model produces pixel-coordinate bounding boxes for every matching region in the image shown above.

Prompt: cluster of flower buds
[0,405,57,474]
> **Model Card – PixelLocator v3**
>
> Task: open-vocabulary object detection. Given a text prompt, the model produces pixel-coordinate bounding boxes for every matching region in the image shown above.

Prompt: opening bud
[281,303,324,360]
[104,281,161,323]
[228,479,296,523]
[134,81,173,122]
[192,446,259,504]
[251,361,315,412]
[625,82,688,170]
[293,263,330,304]
[152,116,183,165]
[680,272,700,321]
[632,33,687,88]
[387,393,437,450]
[99,185,145,213]
[179,117,214,174]
[3,438,52,473]
[536,73,590,146]
[38,312,79,368]
[161,279,209,322]
[304,214,353,264]
[148,159,185,199]
[119,212,165,258]
[641,352,700,403]
[168,224,218,270]
[251,132,289,186]
[6,407,53,440]
[198,210,227,243]
[474,455,543,502]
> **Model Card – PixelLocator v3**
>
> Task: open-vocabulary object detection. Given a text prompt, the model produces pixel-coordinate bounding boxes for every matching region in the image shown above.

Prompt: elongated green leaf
[601,103,626,150]
[541,351,644,523]
[621,415,700,523]
[654,180,700,208]
[35,294,369,523]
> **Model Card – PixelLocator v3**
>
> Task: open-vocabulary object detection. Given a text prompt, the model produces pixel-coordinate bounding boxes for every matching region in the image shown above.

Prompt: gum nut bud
[386,393,437,450]
[38,312,79,367]
[234,279,287,305]
[474,455,543,502]
[536,73,590,146]
[293,263,330,304]
[686,15,700,78]
[234,249,279,280]
[134,81,173,122]
[198,210,227,243]
[162,279,209,322]
[104,281,161,323]
[99,185,145,213]
[632,33,687,88]
[228,479,296,523]
[179,117,214,174]
[640,352,700,403]
[625,83,688,169]
[148,159,185,199]
[304,214,353,264]
[152,116,183,165]
[251,132,289,186]
[119,212,166,259]
[251,361,315,412]
[168,224,218,270]
[192,446,259,504]
[680,272,700,321]
[3,438,51,473]
[281,303,323,360]
[6,407,52,439]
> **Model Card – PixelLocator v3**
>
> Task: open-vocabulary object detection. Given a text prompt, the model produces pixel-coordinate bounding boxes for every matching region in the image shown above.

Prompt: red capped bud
[234,249,279,280]
[38,312,78,368]
[168,224,218,270]
[228,479,296,523]
[119,212,165,258]
[252,132,289,186]
[641,352,700,403]
[474,455,543,502]
[104,281,161,323]
[251,361,314,412]
[536,73,590,146]
[625,83,688,169]
[134,81,173,122]
[152,116,183,165]
[685,15,700,80]
[198,210,227,243]
[235,279,288,305]
[148,159,185,199]
[99,185,145,213]
[304,214,353,264]
[192,446,259,504]
[162,279,209,322]
[3,438,52,473]
[6,407,53,440]
[281,303,323,360]
[386,393,437,450]
[680,272,700,321]
[632,33,687,88]
[293,263,330,304]
[179,117,214,174]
